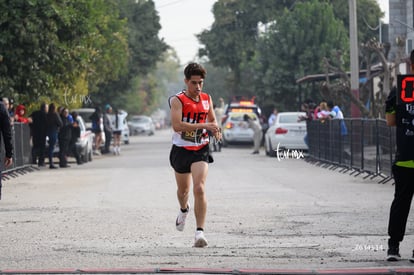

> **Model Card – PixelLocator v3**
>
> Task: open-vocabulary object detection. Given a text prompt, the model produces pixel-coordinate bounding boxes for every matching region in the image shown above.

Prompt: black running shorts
[169,144,213,173]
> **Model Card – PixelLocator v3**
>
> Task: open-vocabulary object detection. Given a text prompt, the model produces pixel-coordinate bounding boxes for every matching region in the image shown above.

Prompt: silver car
[264,112,308,157]
[128,115,155,136]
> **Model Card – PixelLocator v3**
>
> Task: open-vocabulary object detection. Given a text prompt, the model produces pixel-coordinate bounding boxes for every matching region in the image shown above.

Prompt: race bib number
[181,129,205,143]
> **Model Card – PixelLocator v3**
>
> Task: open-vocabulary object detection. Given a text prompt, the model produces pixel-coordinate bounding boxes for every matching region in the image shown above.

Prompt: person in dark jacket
[90,107,103,155]
[70,111,82,165]
[0,101,14,199]
[29,102,48,166]
[58,107,72,168]
[385,50,414,262]
[46,103,62,169]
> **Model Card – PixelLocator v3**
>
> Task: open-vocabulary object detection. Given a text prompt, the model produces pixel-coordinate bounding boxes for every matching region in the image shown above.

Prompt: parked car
[46,115,94,163]
[75,115,95,162]
[128,115,155,136]
[71,108,95,130]
[222,112,258,146]
[264,112,308,157]
[72,107,105,148]
[122,119,130,144]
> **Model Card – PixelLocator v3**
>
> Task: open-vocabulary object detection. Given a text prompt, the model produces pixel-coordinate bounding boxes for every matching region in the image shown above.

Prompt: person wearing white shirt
[268,108,278,126]
[111,109,127,155]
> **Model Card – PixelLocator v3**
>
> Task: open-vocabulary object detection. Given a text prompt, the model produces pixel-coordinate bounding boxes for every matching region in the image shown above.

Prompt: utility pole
[349,0,361,117]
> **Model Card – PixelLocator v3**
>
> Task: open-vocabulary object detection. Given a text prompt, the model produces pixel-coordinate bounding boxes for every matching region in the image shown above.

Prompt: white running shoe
[194,230,208,247]
[175,204,189,231]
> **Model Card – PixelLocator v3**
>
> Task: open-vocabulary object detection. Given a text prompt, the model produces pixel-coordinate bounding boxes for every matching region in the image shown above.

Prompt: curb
[1,267,414,274]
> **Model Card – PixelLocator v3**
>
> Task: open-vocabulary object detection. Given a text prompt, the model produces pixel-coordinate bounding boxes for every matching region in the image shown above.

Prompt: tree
[255,0,348,110]
[196,0,385,114]
[330,0,384,51]
[94,0,168,110]
[197,0,281,95]
[0,0,129,110]
[317,0,388,118]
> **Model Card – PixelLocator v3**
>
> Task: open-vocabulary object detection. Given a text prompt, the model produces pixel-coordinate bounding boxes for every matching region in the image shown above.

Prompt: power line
[156,0,188,9]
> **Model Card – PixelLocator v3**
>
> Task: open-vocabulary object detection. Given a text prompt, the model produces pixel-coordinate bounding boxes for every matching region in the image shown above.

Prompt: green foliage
[255,0,348,109]
[93,0,168,111]
[0,0,129,111]
[0,0,168,116]
[198,0,282,94]
[330,0,384,47]
[122,49,181,116]
[197,0,383,114]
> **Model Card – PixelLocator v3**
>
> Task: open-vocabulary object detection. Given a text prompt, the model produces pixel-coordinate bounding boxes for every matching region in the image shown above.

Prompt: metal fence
[0,120,400,184]
[306,118,396,183]
[0,122,36,181]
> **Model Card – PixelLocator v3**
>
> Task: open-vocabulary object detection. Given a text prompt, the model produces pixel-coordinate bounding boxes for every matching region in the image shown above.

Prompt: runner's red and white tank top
[170,91,211,150]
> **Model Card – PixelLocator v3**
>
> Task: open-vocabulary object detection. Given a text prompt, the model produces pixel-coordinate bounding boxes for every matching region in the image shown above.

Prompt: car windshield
[132,117,149,123]
[279,114,301,124]
[77,112,93,123]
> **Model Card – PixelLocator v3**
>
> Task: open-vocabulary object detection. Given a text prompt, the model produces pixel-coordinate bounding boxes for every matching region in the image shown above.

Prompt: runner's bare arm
[170,96,219,133]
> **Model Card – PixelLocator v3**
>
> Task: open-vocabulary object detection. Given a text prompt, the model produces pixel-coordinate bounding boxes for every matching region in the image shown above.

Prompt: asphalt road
[1,129,414,273]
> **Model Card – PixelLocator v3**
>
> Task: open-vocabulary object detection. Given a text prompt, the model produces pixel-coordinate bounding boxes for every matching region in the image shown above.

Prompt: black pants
[388,164,414,246]
[70,142,81,164]
[32,136,46,165]
[103,130,112,153]
[59,138,70,167]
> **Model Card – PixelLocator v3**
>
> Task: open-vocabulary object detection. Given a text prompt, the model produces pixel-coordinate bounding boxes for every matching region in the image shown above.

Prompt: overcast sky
[153,0,216,65]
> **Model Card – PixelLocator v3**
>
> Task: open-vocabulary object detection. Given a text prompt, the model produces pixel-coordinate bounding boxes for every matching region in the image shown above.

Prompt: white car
[72,108,105,148]
[222,112,258,146]
[122,120,130,144]
[264,112,308,157]
[128,115,155,136]
[71,108,95,130]
[46,115,94,163]
[75,115,95,162]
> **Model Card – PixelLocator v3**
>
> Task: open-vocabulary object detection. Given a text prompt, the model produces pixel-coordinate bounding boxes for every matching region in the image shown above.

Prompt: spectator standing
[0,101,13,199]
[384,49,414,262]
[316,101,333,120]
[298,100,316,147]
[244,114,263,154]
[169,62,221,247]
[46,103,62,169]
[102,104,113,154]
[69,111,82,165]
[58,107,72,168]
[213,98,225,152]
[268,108,278,126]
[90,107,103,155]
[7,98,14,118]
[2,98,14,125]
[327,101,347,136]
[29,102,48,166]
[14,104,31,124]
[111,109,126,155]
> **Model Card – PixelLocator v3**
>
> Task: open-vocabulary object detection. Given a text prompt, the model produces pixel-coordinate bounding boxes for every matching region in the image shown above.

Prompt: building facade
[389,0,414,62]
